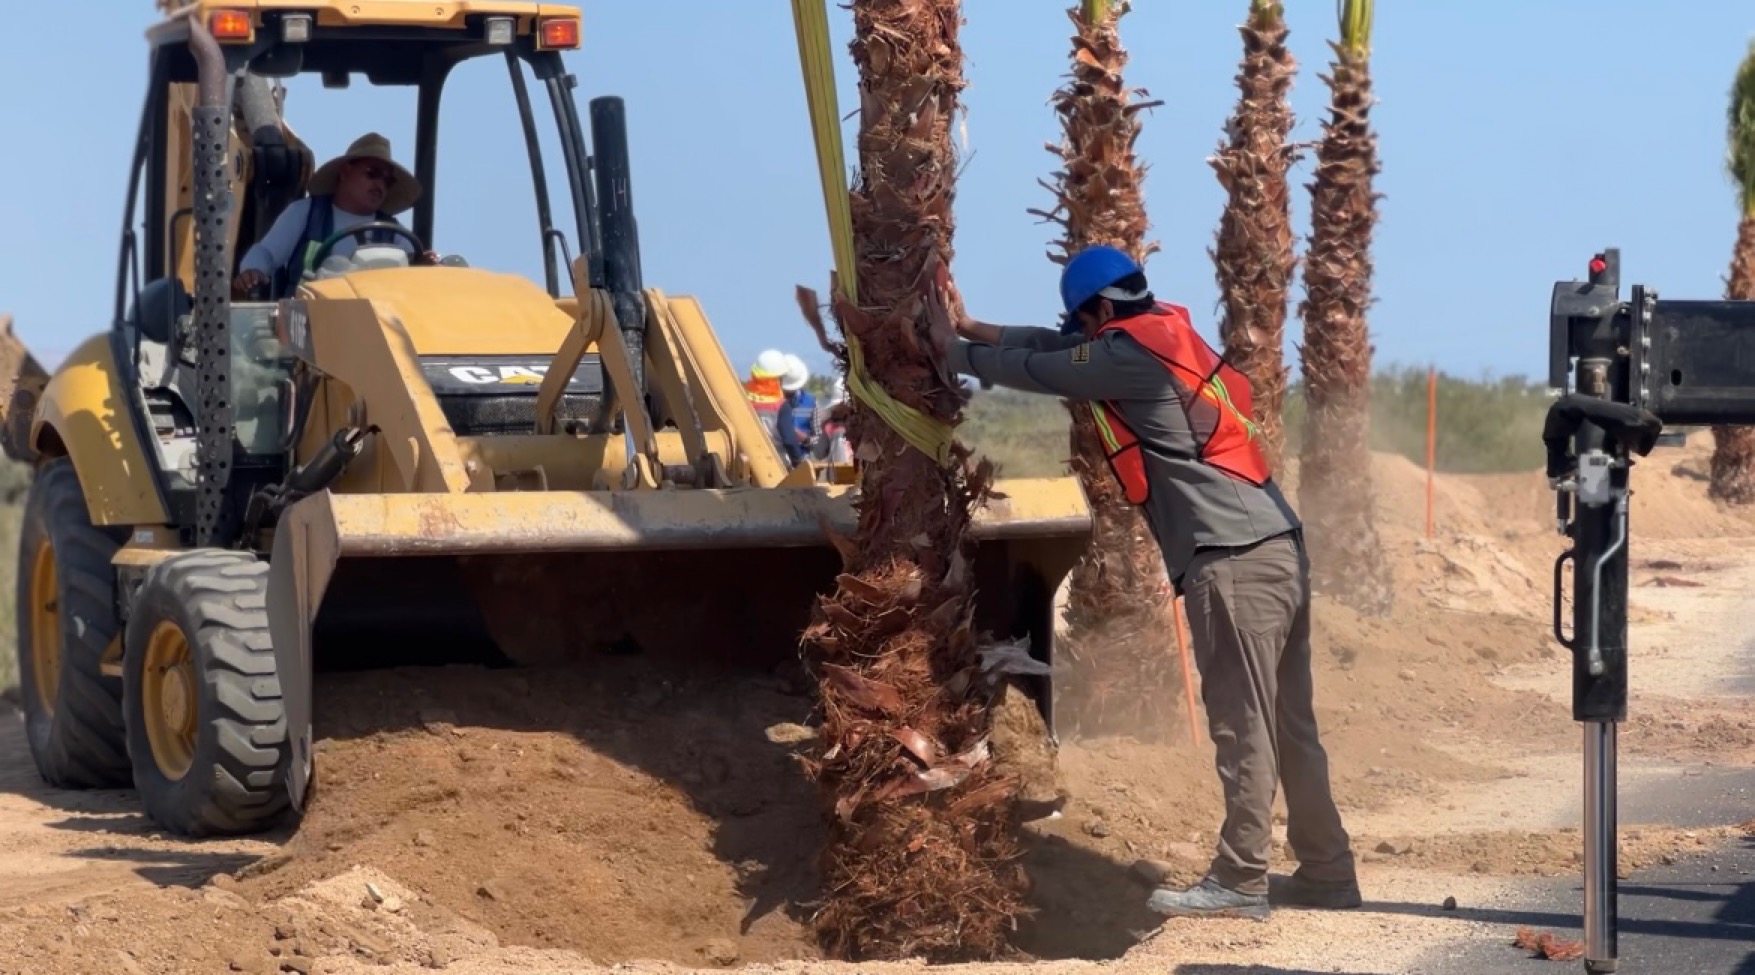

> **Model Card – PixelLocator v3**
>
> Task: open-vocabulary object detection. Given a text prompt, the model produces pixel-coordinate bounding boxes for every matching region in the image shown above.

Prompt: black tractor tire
[13,457,131,788]
[123,549,290,837]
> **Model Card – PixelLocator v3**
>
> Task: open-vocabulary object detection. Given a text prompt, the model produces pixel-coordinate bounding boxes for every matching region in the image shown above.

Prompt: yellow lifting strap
[790,0,956,468]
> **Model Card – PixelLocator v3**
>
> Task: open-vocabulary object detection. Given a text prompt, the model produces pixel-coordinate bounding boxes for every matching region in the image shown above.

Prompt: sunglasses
[351,161,396,186]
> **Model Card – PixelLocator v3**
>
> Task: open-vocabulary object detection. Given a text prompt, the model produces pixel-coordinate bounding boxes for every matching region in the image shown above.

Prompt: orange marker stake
[1173,598,1201,747]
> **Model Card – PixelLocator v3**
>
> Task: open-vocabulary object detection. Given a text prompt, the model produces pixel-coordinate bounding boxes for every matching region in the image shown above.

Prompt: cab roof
[152,1,583,32]
[146,0,585,86]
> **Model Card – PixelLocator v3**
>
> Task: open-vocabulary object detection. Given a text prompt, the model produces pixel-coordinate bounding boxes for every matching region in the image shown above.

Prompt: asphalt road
[1416,761,1755,975]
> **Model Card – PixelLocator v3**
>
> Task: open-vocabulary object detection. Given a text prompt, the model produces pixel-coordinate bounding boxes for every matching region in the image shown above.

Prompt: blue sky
[3,2,1752,385]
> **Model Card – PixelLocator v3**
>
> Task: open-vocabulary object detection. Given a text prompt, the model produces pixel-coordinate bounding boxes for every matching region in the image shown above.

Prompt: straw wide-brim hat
[306,132,422,215]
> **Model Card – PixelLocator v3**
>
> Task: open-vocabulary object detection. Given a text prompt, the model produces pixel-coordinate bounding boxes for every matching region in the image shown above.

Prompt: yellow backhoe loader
[2,1,1092,839]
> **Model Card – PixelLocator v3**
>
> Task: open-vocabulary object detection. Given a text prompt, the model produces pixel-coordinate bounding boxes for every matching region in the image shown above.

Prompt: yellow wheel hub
[143,622,198,781]
[29,539,60,716]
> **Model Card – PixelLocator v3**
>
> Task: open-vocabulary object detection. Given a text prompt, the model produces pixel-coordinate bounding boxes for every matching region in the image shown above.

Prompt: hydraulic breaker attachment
[1544,247,1755,973]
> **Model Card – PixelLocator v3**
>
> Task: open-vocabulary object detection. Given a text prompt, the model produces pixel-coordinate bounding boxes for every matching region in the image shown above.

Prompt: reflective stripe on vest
[1092,303,1270,504]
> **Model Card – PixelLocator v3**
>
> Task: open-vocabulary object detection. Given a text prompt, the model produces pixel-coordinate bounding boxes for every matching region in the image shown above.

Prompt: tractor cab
[115,2,614,536]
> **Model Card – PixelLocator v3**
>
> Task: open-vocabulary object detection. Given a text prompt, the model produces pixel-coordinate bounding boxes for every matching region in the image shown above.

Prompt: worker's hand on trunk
[233,269,266,297]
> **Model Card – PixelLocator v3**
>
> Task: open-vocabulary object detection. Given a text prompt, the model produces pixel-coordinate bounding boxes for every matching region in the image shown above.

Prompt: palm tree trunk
[1708,46,1755,504]
[1297,0,1394,616]
[1213,0,1298,473]
[1709,213,1755,502]
[1031,0,1180,741]
[798,0,1028,961]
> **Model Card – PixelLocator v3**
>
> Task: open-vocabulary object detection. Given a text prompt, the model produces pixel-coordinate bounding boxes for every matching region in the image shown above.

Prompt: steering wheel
[308,221,429,273]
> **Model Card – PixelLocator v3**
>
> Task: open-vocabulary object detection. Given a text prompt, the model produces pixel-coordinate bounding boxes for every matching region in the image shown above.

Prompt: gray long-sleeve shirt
[949,323,1299,589]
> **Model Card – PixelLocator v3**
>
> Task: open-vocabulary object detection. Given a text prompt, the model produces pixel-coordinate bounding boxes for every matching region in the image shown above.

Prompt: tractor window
[432,53,577,292]
[230,306,293,456]
[117,143,149,331]
[242,76,418,273]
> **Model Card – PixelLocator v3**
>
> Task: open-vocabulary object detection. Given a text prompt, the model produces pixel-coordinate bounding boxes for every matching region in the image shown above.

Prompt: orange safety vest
[743,375,783,415]
[1089,303,1270,503]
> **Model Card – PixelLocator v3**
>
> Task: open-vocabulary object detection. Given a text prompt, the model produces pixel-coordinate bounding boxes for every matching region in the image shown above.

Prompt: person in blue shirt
[776,354,815,466]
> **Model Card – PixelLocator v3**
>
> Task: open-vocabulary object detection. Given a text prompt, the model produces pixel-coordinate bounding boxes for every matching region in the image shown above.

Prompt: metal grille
[438,393,605,437]
[192,102,236,547]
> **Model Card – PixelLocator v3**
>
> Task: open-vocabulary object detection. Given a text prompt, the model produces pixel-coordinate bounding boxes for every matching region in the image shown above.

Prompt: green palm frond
[1730,39,1755,212]
[1252,0,1284,19]
[1337,0,1373,60]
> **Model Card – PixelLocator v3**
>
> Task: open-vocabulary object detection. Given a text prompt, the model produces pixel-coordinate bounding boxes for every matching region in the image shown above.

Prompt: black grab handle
[1553,548,1575,650]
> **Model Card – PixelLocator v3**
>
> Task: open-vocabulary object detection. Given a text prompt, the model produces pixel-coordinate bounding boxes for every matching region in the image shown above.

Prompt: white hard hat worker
[781,354,811,393]
[751,349,789,380]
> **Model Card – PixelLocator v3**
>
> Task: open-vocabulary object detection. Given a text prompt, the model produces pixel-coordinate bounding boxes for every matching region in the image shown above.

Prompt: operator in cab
[925,245,1360,922]
[234,133,435,298]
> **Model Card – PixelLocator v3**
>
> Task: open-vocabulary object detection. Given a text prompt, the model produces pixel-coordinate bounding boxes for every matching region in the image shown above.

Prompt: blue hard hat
[1059,245,1143,314]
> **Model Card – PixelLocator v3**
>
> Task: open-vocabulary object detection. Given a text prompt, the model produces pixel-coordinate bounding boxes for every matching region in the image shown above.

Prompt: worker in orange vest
[743,350,789,462]
[926,245,1357,922]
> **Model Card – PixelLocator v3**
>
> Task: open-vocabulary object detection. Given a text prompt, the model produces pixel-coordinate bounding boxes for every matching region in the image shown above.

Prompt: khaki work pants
[1182,532,1355,895]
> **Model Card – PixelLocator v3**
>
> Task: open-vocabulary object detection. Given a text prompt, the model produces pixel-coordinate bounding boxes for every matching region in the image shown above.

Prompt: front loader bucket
[0,314,49,462]
[266,478,1091,811]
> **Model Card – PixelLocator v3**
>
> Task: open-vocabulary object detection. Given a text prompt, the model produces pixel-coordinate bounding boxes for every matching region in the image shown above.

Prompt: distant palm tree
[1213,0,1299,472]
[1297,0,1393,615]
[1709,41,1755,503]
[797,0,1027,962]
[1032,0,1180,741]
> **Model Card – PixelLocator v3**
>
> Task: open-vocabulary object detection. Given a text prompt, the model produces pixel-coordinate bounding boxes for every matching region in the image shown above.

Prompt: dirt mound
[236,662,825,968]
[0,865,499,973]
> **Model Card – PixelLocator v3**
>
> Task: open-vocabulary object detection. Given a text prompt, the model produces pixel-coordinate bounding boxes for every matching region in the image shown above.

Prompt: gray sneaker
[1274,872,1362,909]
[1147,877,1270,921]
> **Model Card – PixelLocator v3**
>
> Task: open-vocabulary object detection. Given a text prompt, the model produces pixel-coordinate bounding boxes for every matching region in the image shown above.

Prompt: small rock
[702,939,739,966]
[1661,854,1677,866]
[1130,859,1174,886]
[1398,669,1417,682]
[764,722,816,745]
[413,830,436,848]
[201,887,250,911]
[1442,896,1457,911]
[280,959,313,975]
[1471,861,1491,874]
[326,843,344,853]
[209,873,240,891]
[274,925,296,941]
[1083,819,1111,839]
[226,952,269,974]
[475,883,502,902]
[1362,851,1386,864]
[364,882,385,904]
[1373,839,1414,856]
[1163,842,1203,862]
[419,709,459,731]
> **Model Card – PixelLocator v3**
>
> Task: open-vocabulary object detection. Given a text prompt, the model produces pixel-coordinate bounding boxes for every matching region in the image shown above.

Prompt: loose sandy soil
[0,440,1751,974]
